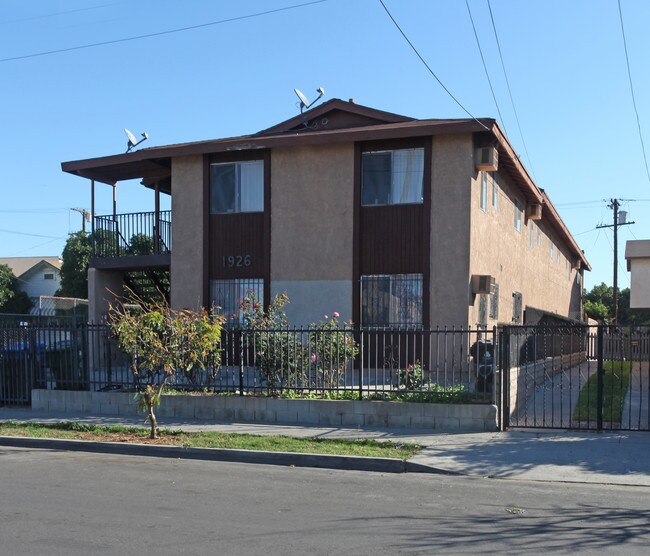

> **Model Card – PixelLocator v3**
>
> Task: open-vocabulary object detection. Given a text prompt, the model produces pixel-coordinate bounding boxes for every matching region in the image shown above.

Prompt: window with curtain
[210,160,264,214]
[361,148,424,206]
[361,274,423,326]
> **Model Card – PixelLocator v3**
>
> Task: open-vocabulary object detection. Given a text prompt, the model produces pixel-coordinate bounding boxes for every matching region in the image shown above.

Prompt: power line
[0,228,66,239]
[378,0,488,130]
[0,0,328,63]
[617,0,650,184]
[465,0,507,136]
[486,0,536,179]
[0,3,119,25]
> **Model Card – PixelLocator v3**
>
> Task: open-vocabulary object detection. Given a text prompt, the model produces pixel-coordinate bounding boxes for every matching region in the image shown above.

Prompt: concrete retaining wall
[31,390,498,432]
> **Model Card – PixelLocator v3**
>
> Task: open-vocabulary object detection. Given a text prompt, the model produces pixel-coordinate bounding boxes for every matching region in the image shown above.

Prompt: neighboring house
[625,240,650,309]
[0,257,62,304]
[61,98,590,327]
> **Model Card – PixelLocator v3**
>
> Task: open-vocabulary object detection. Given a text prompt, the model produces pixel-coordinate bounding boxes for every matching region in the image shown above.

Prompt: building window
[43,273,55,280]
[210,278,264,324]
[512,291,523,324]
[537,226,541,247]
[210,160,264,214]
[491,172,499,208]
[489,283,499,321]
[361,148,424,206]
[361,274,423,326]
[529,221,535,248]
[514,199,522,232]
[549,238,554,259]
[480,172,488,212]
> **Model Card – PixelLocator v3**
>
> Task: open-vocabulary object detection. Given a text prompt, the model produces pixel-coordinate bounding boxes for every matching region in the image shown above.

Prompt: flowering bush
[240,291,303,394]
[397,361,425,390]
[308,312,358,390]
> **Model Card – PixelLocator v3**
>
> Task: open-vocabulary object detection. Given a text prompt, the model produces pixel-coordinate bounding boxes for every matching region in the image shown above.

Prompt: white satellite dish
[294,88,310,111]
[293,86,326,113]
[124,128,149,153]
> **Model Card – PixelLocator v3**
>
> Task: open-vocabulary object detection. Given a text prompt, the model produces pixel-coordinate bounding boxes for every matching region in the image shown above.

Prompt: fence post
[358,328,364,401]
[597,323,604,431]
[238,328,245,396]
[500,326,510,430]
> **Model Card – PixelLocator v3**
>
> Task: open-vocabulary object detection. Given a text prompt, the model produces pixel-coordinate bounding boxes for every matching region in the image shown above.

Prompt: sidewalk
[1,408,649,486]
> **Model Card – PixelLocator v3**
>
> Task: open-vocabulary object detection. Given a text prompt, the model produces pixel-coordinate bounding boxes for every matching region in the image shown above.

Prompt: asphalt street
[1,447,649,555]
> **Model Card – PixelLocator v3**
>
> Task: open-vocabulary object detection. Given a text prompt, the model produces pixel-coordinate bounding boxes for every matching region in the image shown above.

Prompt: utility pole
[70,208,92,233]
[596,199,634,324]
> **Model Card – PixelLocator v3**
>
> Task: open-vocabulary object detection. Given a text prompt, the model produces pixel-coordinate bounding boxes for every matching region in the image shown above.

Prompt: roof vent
[349,98,356,104]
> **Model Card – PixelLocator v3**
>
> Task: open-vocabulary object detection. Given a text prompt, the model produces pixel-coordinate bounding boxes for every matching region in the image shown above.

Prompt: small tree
[109,297,225,438]
[57,231,92,298]
[0,264,32,314]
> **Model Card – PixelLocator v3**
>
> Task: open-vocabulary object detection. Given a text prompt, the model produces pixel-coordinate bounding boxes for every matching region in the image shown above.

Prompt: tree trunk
[148,400,157,439]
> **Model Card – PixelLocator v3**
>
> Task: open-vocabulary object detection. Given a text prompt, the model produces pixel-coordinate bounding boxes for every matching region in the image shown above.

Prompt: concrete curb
[0,435,447,474]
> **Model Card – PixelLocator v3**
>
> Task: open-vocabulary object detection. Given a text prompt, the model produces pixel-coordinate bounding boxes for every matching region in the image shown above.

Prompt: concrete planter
[31,390,497,432]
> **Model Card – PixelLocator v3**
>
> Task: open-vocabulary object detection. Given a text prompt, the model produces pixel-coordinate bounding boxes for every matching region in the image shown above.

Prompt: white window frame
[491,172,499,208]
[514,199,522,232]
[480,172,488,212]
[210,160,264,214]
[361,148,425,206]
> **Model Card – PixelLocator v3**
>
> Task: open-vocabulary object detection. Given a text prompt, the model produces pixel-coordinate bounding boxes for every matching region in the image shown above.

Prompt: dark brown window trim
[353,137,431,327]
[203,150,271,312]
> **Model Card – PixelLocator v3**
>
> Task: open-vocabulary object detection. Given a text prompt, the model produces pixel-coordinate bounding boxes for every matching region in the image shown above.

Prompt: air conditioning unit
[475,147,498,172]
[572,259,582,270]
[472,274,495,294]
[527,203,543,220]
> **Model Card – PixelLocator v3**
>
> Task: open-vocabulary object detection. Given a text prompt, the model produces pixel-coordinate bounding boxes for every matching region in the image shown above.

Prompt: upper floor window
[514,199,522,232]
[43,273,55,280]
[480,172,488,212]
[491,172,499,208]
[210,160,264,214]
[361,148,424,206]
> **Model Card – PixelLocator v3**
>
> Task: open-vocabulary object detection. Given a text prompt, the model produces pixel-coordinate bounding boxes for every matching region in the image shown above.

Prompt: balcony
[91,210,171,270]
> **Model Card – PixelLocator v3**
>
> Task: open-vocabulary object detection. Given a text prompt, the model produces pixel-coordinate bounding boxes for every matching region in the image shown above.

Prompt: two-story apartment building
[61,99,589,328]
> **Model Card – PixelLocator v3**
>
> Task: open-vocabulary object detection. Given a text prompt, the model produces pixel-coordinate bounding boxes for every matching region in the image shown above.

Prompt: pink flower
[310,354,317,362]
[332,311,340,318]
[344,336,349,344]
[323,315,329,320]
[253,304,258,309]
[231,313,237,318]
[247,288,254,293]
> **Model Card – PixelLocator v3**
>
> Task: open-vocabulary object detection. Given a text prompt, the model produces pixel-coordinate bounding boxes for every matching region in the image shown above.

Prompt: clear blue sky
[1,0,649,292]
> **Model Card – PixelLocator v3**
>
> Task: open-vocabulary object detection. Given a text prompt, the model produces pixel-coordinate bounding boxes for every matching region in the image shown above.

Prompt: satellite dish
[294,88,310,111]
[124,128,149,153]
[293,86,326,113]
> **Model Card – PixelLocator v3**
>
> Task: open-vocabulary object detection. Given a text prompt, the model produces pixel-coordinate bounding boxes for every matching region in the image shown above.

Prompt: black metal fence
[3,318,648,432]
[501,324,650,431]
[0,321,495,406]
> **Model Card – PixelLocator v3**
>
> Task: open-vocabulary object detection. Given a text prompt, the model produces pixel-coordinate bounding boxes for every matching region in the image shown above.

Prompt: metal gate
[500,324,650,431]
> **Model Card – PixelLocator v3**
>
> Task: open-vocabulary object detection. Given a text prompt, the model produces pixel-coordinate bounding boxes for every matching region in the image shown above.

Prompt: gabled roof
[255,98,414,136]
[0,257,62,278]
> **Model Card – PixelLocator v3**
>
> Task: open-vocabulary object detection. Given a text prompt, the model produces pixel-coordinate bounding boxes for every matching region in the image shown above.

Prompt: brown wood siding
[359,205,424,275]
[353,137,431,327]
[206,150,270,304]
[209,213,265,279]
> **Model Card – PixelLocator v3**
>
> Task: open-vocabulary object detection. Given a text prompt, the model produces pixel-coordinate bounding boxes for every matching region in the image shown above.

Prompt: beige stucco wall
[88,268,123,324]
[270,144,354,281]
[468,168,582,325]
[170,155,204,310]
[430,134,474,327]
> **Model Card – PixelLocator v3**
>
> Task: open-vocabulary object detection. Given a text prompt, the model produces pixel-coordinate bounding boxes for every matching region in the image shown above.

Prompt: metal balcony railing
[93,211,171,258]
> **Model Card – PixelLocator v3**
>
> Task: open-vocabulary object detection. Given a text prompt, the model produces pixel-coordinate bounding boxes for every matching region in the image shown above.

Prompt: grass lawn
[0,421,421,460]
[573,361,632,423]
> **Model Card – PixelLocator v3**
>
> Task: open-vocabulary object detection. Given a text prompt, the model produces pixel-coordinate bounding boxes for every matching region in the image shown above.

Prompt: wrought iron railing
[93,211,171,258]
